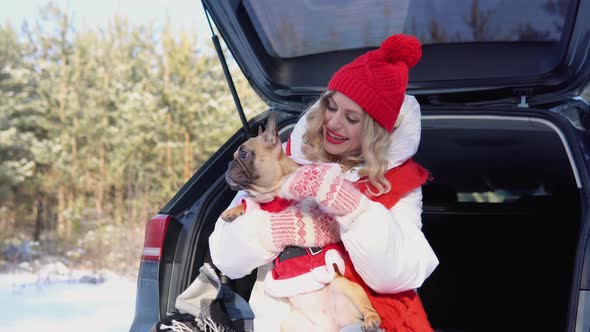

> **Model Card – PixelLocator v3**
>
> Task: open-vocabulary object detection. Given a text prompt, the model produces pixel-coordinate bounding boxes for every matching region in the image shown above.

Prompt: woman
[209,34,438,331]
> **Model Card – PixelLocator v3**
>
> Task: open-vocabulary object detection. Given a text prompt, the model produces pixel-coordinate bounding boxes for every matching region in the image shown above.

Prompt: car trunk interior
[188,111,583,332]
[415,115,581,332]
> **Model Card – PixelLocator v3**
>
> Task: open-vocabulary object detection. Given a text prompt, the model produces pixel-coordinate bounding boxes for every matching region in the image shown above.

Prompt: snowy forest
[0,3,265,277]
[2,0,590,279]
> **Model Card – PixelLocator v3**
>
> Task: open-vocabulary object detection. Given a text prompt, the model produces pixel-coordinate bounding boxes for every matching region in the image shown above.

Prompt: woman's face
[322,92,364,158]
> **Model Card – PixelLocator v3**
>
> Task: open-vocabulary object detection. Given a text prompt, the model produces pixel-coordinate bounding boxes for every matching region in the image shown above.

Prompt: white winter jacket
[209,95,439,331]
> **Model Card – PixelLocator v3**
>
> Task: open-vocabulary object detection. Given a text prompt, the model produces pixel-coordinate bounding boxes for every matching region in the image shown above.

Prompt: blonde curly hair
[301,91,392,196]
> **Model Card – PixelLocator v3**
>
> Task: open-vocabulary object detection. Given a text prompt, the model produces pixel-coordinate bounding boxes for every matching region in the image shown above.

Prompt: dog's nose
[226,160,242,178]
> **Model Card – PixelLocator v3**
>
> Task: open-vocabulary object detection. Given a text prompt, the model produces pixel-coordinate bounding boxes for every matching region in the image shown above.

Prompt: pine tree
[1,3,267,274]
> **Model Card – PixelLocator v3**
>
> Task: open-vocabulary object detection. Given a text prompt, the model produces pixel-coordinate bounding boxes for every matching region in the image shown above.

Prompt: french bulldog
[220,113,381,332]
[221,112,299,221]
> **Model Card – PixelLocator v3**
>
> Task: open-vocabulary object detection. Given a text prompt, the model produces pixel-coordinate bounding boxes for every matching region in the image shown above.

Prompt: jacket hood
[288,95,421,179]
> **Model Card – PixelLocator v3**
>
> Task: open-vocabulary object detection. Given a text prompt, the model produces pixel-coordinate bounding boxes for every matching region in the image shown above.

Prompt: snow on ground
[0,264,137,332]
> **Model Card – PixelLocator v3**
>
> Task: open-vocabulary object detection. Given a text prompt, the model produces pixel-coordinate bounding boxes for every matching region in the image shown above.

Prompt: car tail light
[142,214,171,261]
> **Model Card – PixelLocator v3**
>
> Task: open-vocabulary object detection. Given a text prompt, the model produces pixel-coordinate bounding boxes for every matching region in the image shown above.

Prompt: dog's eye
[240,150,248,160]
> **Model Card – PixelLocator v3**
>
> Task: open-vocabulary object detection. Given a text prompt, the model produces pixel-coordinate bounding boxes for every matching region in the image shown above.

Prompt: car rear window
[244,0,571,58]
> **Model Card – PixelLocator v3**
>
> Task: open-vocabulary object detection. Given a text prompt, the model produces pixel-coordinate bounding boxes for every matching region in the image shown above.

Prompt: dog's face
[225,114,297,199]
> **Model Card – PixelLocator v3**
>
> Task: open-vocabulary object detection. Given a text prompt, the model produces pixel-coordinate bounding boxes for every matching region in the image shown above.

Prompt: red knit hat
[327,34,422,133]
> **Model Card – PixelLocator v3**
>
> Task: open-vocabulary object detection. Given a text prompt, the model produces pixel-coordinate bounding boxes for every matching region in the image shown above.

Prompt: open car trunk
[169,106,585,332]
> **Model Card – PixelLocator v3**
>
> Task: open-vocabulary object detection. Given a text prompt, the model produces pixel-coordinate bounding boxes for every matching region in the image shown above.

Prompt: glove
[241,197,341,252]
[279,164,370,229]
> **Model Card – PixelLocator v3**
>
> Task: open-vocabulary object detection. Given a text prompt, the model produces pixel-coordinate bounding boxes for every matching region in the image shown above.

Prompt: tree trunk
[96,173,103,214]
[0,204,13,241]
[164,58,172,183]
[128,179,136,225]
[33,197,45,242]
[65,191,74,239]
[96,116,107,214]
[98,67,111,216]
[57,51,68,239]
[0,207,5,239]
[166,112,172,176]
[72,115,78,177]
[114,186,123,225]
[183,129,191,181]
[58,54,67,122]
[57,185,65,236]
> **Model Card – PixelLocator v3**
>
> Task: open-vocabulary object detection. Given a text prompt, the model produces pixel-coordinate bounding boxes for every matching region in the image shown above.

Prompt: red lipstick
[325,128,347,145]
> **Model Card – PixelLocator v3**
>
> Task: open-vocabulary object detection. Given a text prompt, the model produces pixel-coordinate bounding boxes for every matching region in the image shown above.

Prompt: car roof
[203,0,590,110]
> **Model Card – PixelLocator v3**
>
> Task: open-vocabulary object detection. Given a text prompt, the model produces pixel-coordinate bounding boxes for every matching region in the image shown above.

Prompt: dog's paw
[220,206,244,222]
[220,210,238,222]
[362,312,381,332]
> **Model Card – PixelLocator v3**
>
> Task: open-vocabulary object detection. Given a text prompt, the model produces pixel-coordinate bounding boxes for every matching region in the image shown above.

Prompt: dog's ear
[262,112,279,149]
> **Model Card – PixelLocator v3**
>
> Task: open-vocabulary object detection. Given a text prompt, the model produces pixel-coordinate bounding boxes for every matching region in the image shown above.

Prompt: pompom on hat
[327,34,422,133]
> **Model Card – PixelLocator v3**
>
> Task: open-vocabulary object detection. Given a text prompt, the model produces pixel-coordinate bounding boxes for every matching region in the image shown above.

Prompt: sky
[0,0,212,49]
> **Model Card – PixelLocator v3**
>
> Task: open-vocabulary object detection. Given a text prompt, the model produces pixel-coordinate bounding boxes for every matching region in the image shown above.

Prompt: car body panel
[202,0,590,109]
[130,261,160,332]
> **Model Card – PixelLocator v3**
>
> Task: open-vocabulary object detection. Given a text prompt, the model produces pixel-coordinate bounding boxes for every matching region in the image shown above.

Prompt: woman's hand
[279,164,370,229]
[279,163,341,201]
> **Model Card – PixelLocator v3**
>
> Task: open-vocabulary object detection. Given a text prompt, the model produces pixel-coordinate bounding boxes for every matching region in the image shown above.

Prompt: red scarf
[352,159,431,206]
